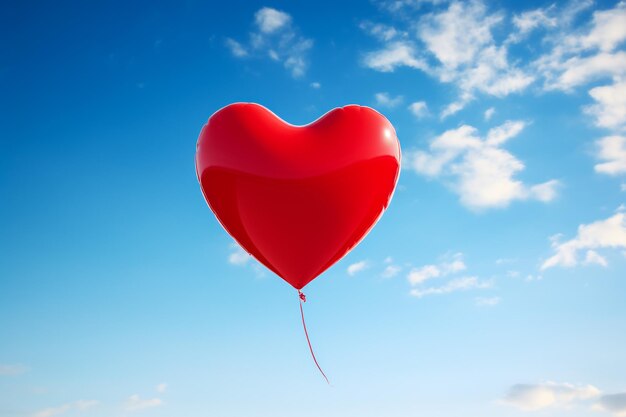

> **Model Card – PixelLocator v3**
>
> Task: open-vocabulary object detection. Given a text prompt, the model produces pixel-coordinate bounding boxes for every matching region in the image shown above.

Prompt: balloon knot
[298,290,306,302]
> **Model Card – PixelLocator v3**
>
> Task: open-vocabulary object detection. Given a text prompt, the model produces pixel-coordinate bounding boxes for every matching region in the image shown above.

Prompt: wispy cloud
[363,0,626,134]
[347,260,369,276]
[381,264,401,278]
[507,6,557,44]
[224,38,248,57]
[408,101,429,118]
[594,392,626,416]
[364,1,534,116]
[534,2,626,92]
[404,121,559,210]
[376,0,447,14]
[418,0,534,114]
[375,92,404,108]
[380,256,402,278]
[475,296,500,306]
[363,41,427,72]
[359,21,406,42]
[585,81,626,132]
[541,210,626,270]
[407,253,493,298]
[226,244,266,278]
[0,363,28,376]
[124,394,163,411]
[503,382,626,416]
[228,244,251,266]
[225,7,313,78]
[255,7,291,34]
[410,276,492,298]
[33,400,98,417]
[407,252,465,285]
[502,381,600,411]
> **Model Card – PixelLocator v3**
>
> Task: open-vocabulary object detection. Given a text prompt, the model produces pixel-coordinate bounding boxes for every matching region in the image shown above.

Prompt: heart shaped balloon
[196,103,400,290]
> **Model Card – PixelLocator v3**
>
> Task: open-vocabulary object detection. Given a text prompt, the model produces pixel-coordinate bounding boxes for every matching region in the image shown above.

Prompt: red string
[298,290,330,384]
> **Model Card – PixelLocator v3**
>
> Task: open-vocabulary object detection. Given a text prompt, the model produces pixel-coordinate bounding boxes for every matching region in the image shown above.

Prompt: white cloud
[283,40,314,78]
[583,249,608,267]
[381,264,402,278]
[408,101,428,118]
[226,245,266,277]
[156,383,167,393]
[365,1,533,113]
[503,382,601,411]
[418,1,499,67]
[255,7,291,34]
[347,260,369,276]
[485,119,525,145]
[0,363,27,376]
[125,394,163,411]
[377,0,447,14]
[228,244,250,266]
[595,135,626,175]
[530,180,560,203]
[35,406,70,417]
[440,95,472,119]
[559,0,595,25]
[407,252,466,285]
[381,257,402,278]
[495,257,516,265]
[535,2,626,91]
[525,274,543,282]
[363,41,427,72]
[586,80,626,132]
[541,211,626,270]
[408,264,441,285]
[509,6,557,43]
[407,253,493,298]
[226,7,312,78]
[364,0,626,131]
[224,38,248,57]
[360,21,405,42]
[375,92,404,108]
[310,82,321,89]
[506,270,520,278]
[410,276,492,298]
[405,121,559,210]
[539,52,626,92]
[33,400,98,417]
[594,393,626,417]
[475,296,501,306]
[406,124,482,177]
[421,2,534,98]
[484,107,495,120]
[440,253,467,275]
[71,401,97,411]
[580,3,626,52]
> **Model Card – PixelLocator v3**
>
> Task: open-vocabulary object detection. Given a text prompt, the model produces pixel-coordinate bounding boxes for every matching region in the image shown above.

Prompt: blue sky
[1,0,626,416]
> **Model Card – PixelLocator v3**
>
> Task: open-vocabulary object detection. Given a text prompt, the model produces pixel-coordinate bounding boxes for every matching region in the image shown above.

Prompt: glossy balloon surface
[196,103,401,290]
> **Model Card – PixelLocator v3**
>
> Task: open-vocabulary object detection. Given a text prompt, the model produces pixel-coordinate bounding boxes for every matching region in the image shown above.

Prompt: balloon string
[298,290,330,384]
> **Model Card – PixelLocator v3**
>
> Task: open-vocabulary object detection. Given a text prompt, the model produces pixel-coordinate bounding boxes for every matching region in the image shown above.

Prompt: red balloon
[196,103,401,290]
